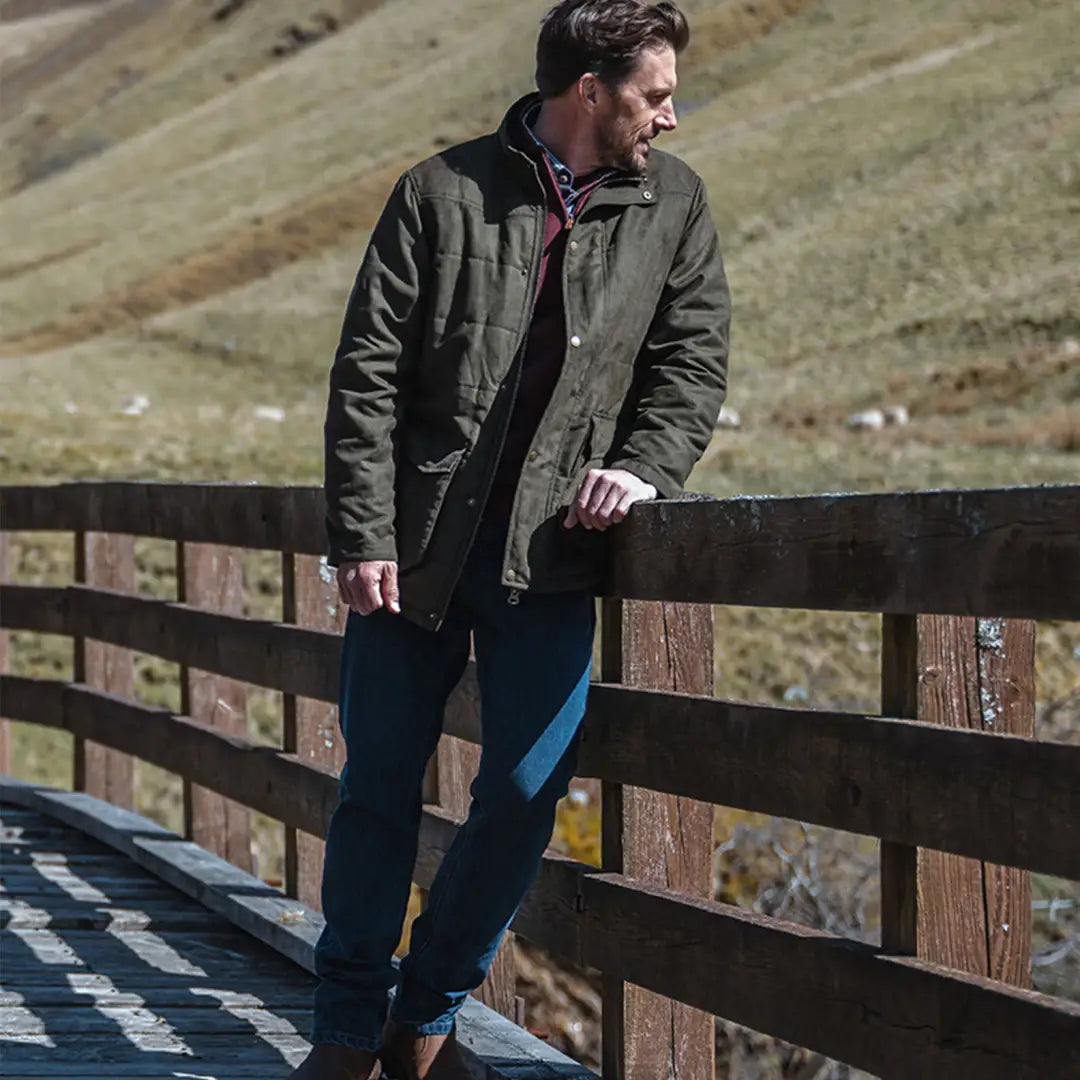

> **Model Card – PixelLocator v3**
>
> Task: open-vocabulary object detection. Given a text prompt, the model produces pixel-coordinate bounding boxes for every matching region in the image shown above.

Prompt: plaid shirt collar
[522,100,619,220]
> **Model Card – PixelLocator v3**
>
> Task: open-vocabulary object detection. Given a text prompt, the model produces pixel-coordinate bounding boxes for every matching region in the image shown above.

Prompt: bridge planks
[0,800,316,1079]
[0,782,599,1080]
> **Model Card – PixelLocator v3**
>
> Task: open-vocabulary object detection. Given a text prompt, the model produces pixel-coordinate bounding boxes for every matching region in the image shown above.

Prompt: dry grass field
[2,0,1078,1073]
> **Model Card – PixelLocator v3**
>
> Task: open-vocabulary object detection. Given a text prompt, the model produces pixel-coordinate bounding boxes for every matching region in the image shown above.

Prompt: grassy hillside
[2,0,1078,1065]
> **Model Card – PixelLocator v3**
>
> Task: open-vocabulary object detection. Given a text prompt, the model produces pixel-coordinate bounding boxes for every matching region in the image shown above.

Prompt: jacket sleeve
[609,177,731,498]
[324,171,428,566]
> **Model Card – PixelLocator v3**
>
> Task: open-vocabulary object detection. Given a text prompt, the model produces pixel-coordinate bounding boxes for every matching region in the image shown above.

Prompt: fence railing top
[2,481,1077,619]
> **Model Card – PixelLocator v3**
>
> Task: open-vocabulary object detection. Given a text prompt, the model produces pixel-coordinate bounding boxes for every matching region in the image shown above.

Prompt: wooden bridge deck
[0,799,317,1078]
[0,782,595,1080]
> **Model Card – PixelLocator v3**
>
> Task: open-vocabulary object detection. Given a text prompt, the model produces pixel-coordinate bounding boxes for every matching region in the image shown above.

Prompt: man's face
[593,45,678,175]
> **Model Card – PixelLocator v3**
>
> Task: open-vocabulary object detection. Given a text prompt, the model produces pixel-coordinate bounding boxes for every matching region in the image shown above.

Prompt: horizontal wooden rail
[583,685,1080,881]
[3,482,1078,618]
[612,485,1080,619]
[3,599,1079,879]
[2,584,339,702]
[1,675,1075,1080]
[0,483,326,554]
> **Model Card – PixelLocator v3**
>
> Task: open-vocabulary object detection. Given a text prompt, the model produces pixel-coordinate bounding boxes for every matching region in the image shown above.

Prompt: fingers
[337,562,399,616]
[380,562,401,615]
[609,487,638,525]
[579,472,618,531]
[565,469,600,529]
[565,469,658,530]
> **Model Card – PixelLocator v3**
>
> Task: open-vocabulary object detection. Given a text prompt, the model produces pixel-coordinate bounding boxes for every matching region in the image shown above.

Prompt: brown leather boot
[379,1020,473,1079]
[286,1042,382,1080]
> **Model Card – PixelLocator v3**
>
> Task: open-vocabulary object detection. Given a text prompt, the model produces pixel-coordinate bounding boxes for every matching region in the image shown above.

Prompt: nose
[657,100,677,132]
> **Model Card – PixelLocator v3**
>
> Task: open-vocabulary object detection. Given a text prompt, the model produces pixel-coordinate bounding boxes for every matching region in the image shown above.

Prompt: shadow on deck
[0,780,595,1080]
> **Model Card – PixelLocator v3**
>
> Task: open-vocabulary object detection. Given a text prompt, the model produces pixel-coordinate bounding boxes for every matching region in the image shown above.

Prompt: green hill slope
[1,0,1075,497]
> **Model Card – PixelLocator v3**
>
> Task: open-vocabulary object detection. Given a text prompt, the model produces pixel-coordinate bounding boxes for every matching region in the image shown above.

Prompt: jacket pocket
[395,438,465,572]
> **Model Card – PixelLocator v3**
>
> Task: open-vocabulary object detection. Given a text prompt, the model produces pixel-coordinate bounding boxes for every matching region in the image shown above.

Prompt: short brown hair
[535,1,690,98]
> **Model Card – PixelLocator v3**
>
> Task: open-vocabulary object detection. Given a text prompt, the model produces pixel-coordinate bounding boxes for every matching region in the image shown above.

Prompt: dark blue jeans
[311,521,595,1048]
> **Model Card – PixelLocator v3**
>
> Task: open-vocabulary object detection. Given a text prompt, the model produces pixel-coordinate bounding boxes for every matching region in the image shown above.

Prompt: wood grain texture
[882,615,1034,987]
[915,616,1034,986]
[600,598,715,1080]
[178,542,251,872]
[73,532,134,808]
[281,553,345,909]
[611,486,1080,619]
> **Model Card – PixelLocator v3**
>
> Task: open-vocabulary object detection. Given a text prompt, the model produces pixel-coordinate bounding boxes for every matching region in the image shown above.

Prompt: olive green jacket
[324,94,731,630]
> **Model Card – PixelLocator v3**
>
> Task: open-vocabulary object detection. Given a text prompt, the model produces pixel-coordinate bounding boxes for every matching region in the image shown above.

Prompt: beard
[595,111,651,175]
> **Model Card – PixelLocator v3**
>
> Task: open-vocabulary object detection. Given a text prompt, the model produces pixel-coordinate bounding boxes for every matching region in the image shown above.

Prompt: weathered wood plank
[0,483,326,555]
[73,532,134,808]
[0,1030,312,1066]
[611,486,1080,620]
[0,1004,312,1035]
[178,542,251,872]
[599,598,715,1080]
[1,678,339,839]
[577,874,1079,1080]
[0,983,316,1008]
[0,583,341,702]
[0,898,232,932]
[7,483,1078,617]
[0,929,315,979]
[5,673,1079,880]
[898,616,1035,985]
[281,553,345,909]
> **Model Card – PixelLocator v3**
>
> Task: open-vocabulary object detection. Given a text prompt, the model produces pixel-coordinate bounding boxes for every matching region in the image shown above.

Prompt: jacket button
[466,496,477,507]
[643,190,653,200]
[527,450,538,462]
[569,240,579,251]
[570,334,582,348]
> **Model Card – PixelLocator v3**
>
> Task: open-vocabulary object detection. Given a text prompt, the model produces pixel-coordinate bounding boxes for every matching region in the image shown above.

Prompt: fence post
[0,531,9,775]
[282,553,346,907]
[881,613,1034,985]
[424,665,519,1021]
[73,532,135,807]
[600,597,716,1080]
[178,541,251,872]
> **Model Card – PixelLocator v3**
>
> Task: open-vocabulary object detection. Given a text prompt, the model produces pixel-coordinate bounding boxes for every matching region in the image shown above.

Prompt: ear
[578,73,600,110]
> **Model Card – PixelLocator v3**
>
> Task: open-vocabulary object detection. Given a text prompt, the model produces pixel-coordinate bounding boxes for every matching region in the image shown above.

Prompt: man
[293,2,729,1077]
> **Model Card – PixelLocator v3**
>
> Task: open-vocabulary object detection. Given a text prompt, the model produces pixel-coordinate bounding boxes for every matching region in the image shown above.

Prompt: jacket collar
[497,93,658,209]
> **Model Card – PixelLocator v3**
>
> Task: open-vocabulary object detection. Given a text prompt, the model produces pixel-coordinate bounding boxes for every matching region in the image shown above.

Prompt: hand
[337,560,400,615]
[564,468,657,531]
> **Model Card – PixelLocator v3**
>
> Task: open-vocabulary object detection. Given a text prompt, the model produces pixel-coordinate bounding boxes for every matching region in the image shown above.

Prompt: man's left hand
[564,468,657,531]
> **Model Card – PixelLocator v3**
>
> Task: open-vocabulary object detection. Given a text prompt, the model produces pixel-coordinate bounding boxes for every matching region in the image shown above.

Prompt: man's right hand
[337,561,400,616]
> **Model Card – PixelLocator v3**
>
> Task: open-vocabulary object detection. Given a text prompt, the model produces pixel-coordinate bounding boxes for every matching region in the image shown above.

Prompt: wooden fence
[1,481,1078,1079]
